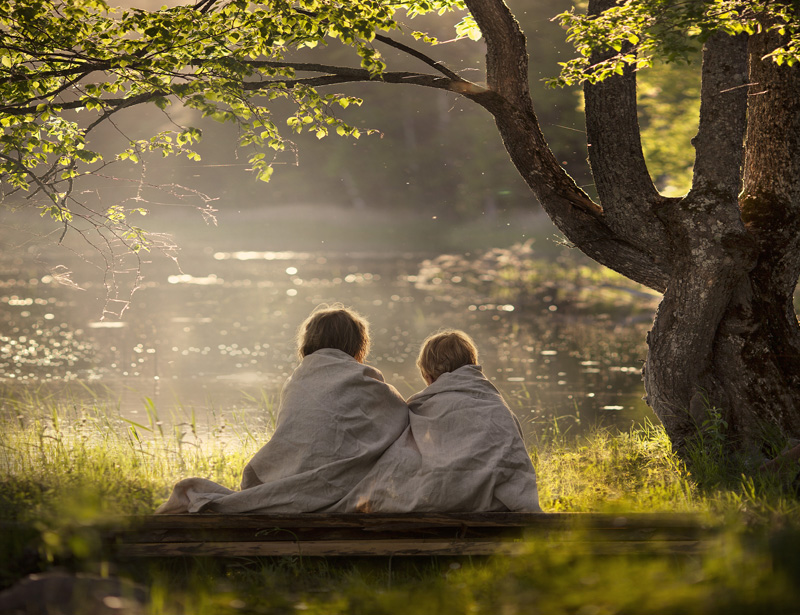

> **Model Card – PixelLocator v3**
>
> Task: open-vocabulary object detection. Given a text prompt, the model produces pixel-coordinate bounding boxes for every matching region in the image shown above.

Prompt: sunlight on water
[214,251,313,261]
[88,321,127,328]
[0,241,657,438]
[167,274,222,285]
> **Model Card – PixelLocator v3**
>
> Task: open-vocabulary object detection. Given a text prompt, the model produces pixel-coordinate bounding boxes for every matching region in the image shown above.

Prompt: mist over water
[0,207,658,441]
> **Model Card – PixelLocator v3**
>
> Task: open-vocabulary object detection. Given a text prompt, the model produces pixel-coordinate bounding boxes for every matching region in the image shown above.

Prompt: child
[156,304,409,514]
[332,329,541,512]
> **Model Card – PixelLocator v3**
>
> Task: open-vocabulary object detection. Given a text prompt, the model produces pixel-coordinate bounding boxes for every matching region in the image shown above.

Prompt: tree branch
[463,0,530,103]
[373,33,463,82]
[689,32,749,199]
[193,0,219,14]
[464,0,669,290]
[583,0,670,268]
[0,61,111,85]
[2,66,486,116]
[242,69,464,92]
[1,92,161,115]
[21,71,92,107]
[289,5,467,84]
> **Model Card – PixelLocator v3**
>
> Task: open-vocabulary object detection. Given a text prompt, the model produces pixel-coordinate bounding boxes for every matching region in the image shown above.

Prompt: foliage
[0,0,476,242]
[9,0,775,245]
[3,0,799,236]
[551,0,800,87]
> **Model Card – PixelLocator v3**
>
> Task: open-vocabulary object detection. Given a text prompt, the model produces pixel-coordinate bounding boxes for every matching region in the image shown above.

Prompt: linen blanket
[330,365,541,512]
[156,348,409,513]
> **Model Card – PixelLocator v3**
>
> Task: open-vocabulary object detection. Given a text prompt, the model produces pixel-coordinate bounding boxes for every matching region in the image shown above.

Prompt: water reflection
[0,246,657,440]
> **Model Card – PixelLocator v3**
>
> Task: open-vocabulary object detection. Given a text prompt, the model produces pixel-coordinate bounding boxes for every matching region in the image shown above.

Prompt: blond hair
[298,304,370,363]
[417,329,479,382]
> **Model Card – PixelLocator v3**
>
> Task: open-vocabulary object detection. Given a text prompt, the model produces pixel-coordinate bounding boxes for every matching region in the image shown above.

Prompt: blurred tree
[2,0,800,456]
[637,58,700,196]
[229,1,587,216]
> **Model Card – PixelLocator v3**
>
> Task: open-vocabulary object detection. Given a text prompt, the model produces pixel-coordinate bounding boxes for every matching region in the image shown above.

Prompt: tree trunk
[464,0,800,457]
[644,28,800,454]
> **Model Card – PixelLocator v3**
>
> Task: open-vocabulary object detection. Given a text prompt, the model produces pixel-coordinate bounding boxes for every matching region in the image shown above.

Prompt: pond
[0,208,660,442]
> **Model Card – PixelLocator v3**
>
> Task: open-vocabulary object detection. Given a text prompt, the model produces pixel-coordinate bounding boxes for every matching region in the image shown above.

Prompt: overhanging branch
[290,5,467,83]
[373,33,463,82]
[0,91,160,115]
[2,66,486,116]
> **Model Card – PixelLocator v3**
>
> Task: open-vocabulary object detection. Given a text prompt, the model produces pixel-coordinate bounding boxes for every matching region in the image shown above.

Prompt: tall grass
[1,390,266,519]
[2,391,800,614]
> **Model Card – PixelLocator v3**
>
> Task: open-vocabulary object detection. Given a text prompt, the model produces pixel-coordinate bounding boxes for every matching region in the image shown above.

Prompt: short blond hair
[417,329,479,382]
[298,304,370,363]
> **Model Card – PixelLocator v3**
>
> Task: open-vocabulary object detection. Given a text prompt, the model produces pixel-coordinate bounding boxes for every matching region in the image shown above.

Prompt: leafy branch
[549,0,800,87]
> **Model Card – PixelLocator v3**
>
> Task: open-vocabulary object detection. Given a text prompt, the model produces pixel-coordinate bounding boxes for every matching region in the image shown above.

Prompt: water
[0,212,659,440]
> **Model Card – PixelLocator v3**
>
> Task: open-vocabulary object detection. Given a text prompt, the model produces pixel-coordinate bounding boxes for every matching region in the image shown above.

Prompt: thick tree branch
[242,66,482,93]
[689,32,749,199]
[464,0,669,291]
[583,0,669,267]
[243,72,453,90]
[463,0,529,103]
[742,28,800,293]
[643,33,754,448]
[2,66,487,116]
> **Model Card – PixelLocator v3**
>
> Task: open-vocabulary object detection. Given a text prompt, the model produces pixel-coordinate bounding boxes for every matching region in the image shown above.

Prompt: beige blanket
[330,365,541,512]
[156,349,409,513]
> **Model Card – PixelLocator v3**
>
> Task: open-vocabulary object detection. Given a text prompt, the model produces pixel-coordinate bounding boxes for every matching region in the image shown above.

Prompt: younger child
[156,304,409,514]
[333,329,541,512]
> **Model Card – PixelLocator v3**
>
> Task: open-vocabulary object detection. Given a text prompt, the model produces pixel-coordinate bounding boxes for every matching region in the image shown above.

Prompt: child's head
[417,329,479,384]
[298,304,370,363]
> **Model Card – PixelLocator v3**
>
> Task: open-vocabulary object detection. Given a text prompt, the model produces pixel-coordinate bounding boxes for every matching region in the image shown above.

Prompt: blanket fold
[156,349,409,514]
[329,364,541,513]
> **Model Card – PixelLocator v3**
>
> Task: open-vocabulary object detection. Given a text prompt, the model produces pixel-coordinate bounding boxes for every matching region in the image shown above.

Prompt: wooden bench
[103,512,715,558]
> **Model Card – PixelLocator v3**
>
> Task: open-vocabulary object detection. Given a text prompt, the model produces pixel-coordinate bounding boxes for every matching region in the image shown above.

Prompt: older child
[156,305,409,514]
[333,329,541,512]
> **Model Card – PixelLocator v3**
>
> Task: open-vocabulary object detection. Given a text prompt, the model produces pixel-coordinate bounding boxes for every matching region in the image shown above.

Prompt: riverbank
[2,395,799,614]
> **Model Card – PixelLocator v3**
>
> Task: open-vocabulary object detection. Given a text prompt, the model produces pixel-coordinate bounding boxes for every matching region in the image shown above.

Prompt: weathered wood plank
[110,525,525,544]
[115,512,705,531]
[115,539,525,557]
[101,512,717,558]
[113,538,712,558]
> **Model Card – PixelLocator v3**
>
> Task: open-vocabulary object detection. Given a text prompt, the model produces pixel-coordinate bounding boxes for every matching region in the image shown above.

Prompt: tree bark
[643,32,754,451]
[644,28,800,453]
[463,0,669,291]
[465,0,800,456]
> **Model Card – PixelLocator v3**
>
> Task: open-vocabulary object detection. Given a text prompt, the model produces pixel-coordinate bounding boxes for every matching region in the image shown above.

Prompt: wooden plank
[115,512,706,531]
[108,527,705,548]
[113,538,713,558]
[108,513,710,542]
[99,512,718,559]
[115,539,526,557]
[112,527,524,544]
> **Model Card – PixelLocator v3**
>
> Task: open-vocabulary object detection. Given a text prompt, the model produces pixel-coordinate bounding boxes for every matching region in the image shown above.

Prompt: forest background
[51,0,696,223]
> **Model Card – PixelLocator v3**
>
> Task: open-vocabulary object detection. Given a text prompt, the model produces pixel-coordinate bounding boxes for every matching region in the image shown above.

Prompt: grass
[2,391,800,614]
